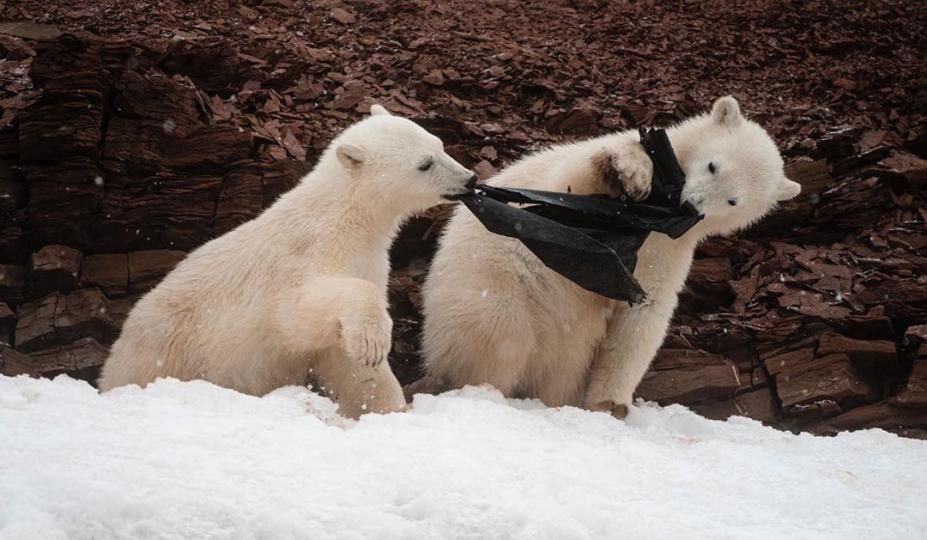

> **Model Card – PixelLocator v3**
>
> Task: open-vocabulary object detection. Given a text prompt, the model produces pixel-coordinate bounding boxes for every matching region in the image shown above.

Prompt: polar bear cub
[99,105,476,418]
[418,97,800,418]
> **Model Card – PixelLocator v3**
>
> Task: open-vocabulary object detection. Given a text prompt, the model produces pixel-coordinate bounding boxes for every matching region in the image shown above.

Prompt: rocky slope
[1,0,925,437]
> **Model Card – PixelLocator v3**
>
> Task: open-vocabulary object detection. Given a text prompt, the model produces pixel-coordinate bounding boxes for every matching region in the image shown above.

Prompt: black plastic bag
[456,128,702,304]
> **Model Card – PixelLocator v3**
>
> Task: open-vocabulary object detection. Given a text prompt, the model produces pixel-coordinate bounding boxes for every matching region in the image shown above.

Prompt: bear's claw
[599,141,654,201]
[588,399,630,420]
[342,311,393,367]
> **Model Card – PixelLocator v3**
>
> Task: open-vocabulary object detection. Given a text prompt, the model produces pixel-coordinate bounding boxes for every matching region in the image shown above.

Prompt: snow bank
[1,375,925,540]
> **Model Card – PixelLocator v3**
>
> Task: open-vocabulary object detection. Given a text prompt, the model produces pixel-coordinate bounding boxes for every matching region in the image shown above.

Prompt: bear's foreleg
[276,276,392,367]
[583,299,674,419]
[309,348,407,418]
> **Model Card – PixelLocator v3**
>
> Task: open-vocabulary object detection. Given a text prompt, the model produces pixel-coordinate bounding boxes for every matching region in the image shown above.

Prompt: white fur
[417,97,800,418]
[99,106,475,419]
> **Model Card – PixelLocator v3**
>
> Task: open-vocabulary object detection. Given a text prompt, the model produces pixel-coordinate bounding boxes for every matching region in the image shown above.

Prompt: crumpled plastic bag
[456,128,702,303]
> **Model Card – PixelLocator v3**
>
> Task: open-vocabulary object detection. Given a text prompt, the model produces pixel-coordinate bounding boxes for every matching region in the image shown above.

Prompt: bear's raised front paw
[341,311,393,367]
[588,399,630,420]
[596,142,653,201]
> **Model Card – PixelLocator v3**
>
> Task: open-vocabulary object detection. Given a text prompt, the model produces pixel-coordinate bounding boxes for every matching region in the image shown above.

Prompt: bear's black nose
[466,174,478,190]
[728,198,738,206]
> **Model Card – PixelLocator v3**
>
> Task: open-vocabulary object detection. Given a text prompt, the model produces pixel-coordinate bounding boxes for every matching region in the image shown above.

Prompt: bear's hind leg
[421,284,537,398]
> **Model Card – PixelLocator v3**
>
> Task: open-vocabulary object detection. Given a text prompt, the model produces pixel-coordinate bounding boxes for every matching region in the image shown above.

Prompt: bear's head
[674,96,801,237]
[332,105,476,212]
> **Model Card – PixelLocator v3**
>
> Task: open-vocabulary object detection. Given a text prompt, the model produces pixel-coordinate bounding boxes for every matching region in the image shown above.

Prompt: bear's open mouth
[443,190,472,201]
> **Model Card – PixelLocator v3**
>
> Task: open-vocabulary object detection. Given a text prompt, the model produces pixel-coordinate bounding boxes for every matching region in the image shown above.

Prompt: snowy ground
[1,375,925,540]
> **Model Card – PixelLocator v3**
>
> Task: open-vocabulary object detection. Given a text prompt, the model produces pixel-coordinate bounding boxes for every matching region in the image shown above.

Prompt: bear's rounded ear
[711,96,743,127]
[776,178,802,201]
[336,143,365,170]
[370,104,392,117]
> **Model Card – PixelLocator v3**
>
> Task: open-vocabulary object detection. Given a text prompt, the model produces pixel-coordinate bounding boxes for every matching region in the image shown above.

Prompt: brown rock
[103,118,252,175]
[0,34,34,61]
[80,254,129,296]
[17,38,106,253]
[680,257,734,311]
[855,280,927,322]
[859,130,887,151]
[749,368,769,390]
[905,325,927,341]
[216,164,264,233]
[0,158,25,213]
[281,131,306,161]
[237,5,258,19]
[28,337,109,375]
[0,264,24,304]
[832,146,892,177]
[651,348,730,370]
[128,250,185,293]
[689,400,739,421]
[817,333,896,365]
[844,308,895,339]
[0,302,13,345]
[331,83,366,110]
[93,174,223,252]
[775,354,877,414]
[832,78,857,91]
[892,352,927,408]
[768,282,851,319]
[877,152,927,183]
[783,159,832,194]
[764,347,814,376]
[14,294,56,352]
[690,388,777,425]
[331,7,356,25]
[15,289,118,352]
[813,126,856,160]
[472,160,497,180]
[161,37,240,94]
[23,162,104,249]
[29,244,83,297]
[423,69,445,86]
[0,22,62,41]
[0,344,33,376]
[108,294,141,327]
[545,107,601,135]
[733,389,779,424]
[814,402,927,437]
[637,365,740,404]
[261,160,311,207]
[479,146,498,161]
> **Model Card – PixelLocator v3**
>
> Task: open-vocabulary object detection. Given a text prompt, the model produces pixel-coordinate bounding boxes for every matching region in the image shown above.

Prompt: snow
[1,375,926,540]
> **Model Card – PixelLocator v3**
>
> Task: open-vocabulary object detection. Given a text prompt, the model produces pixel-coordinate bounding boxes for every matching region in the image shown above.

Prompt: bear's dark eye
[708,162,717,174]
[418,159,433,172]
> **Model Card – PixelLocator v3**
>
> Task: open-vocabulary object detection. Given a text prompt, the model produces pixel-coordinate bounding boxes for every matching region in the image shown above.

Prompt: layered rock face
[1,0,925,437]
